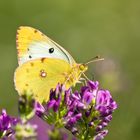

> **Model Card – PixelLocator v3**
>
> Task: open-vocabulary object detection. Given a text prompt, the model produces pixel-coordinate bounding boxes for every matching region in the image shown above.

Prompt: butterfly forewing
[16,26,75,65]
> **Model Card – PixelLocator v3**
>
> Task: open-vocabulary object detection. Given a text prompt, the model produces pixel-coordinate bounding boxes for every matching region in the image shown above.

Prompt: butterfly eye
[49,48,54,53]
[79,64,87,72]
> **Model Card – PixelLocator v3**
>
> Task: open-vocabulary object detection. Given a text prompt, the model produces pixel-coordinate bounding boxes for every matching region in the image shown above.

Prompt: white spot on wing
[40,70,47,78]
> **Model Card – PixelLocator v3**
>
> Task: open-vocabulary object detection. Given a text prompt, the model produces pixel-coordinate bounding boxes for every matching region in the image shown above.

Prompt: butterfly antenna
[84,55,104,65]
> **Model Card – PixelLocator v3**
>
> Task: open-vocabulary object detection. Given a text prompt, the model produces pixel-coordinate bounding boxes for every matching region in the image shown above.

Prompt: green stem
[84,128,89,140]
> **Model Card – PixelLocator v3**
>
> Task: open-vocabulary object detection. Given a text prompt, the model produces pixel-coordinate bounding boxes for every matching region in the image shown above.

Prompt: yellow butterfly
[14,26,103,103]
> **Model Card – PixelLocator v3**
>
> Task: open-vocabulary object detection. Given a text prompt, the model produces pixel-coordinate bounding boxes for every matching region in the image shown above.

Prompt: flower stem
[84,130,89,140]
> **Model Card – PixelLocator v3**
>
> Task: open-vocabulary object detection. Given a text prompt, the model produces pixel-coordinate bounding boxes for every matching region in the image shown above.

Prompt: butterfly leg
[82,73,90,81]
[63,72,74,87]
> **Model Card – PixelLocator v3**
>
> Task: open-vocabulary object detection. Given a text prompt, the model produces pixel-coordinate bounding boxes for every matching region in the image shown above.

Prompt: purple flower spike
[39,80,117,140]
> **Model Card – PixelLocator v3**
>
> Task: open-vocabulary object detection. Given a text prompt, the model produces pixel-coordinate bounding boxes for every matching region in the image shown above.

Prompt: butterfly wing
[14,58,73,103]
[16,26,75,65]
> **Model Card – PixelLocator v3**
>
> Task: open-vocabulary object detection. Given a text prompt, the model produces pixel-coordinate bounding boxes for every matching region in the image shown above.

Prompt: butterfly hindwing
[14,58,72,103]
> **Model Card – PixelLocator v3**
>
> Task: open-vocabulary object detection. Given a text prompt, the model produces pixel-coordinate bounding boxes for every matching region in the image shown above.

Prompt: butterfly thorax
[64,63,88,88]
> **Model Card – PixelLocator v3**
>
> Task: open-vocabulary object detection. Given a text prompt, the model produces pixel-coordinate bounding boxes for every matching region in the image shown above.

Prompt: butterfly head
[77,56,104,73]
[79,64,88,73]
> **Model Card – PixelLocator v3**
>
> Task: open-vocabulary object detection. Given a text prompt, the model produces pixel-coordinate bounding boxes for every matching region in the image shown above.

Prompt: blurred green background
[0,0,139,139]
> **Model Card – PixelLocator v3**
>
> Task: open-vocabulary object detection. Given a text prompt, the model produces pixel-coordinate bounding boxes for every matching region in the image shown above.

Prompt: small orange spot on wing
[30,62,34,67]
[34,30,38,33]
[41,58,46,63]
[25,83,29,86]
[26,69,29,73]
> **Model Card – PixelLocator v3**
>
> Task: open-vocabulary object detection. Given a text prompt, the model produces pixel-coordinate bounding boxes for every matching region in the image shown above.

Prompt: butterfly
[14,26,103,103]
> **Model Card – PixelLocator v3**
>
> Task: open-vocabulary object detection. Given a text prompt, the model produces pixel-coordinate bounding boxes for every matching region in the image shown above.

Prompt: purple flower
[88,81,99,90]
[0,109,20,139]
[95,90,117,116]
[66,112,82,126]
[64,89,71,105]
[45,84,62,112]
[0,109,11,132]
[35,102,45,117]
[46,97,61,112]
[94,130,108,140]
[82,91,94,104]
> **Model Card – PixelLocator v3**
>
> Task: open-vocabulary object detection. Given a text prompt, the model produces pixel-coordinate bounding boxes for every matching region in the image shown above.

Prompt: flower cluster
[0,94,38,140]
[0,80,117,140]
[0,109,19,139]
[35,81,117,140]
